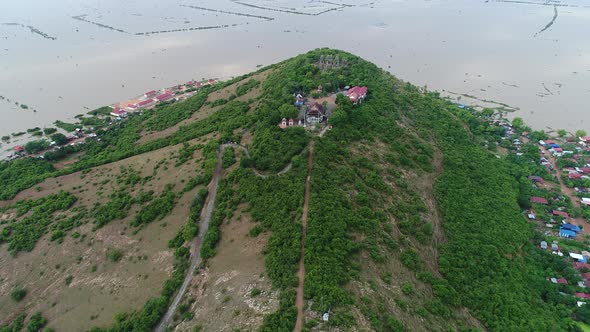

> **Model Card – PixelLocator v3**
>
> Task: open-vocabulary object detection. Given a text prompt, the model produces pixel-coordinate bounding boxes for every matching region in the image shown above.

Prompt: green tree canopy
[50,133,68,146]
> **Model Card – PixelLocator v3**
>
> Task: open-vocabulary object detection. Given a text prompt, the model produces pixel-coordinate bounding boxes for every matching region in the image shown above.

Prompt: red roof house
[347,86,368,104]
[554,147,563,153]
[582,273,590,282]
[582,136,590,142]
[530,196,549,205]
[580,168,590,175]
[110,108,127,117]
[576,293,590,299]
[144,90,157,98]
[156,92,174,102]
[553,210,570,219]
[13,145,24,153]
[137,99,154,108]
[556,278,568,285]
[569,173,582,180]
[573,262,590,270]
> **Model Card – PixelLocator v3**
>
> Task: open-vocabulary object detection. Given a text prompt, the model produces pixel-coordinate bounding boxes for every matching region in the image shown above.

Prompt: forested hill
[0,49,581,331]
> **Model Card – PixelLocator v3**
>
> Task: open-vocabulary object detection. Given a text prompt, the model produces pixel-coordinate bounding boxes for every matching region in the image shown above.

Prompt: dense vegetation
[0,158,55,200]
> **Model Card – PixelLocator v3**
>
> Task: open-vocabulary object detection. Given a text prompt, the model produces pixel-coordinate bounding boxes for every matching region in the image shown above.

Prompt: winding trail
[155,143,294,331]
[294,142,314,332]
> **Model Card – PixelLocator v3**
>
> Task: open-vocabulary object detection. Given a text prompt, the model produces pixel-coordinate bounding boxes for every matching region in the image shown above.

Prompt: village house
[305,102,325,124]
[574,262,590,270]
[136,98,154,108]
[560,224,581,238]
[294,93,305,106]
[530,196,549,205]
[553,210,570,219]
[144,90,157,98]
[156,92,175,103]
[569,173,582,180]
[528,175,544,184]
[347,86,368,104]
[110,107,127,118]
[279,118,296,129]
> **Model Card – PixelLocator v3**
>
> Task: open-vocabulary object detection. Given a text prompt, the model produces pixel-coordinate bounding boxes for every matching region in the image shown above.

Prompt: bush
[26,312,47,332]
[24,140,49,154]
[106,248,123,262]
[50,133,68,146]
[43,128,57,135]
[250,288,262,297]
[10,286,27,302]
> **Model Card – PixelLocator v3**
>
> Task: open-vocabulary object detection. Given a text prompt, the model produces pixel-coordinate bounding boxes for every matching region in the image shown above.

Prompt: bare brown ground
[0,141,208,330]
[173,205,278,331]
[294,142,313,332]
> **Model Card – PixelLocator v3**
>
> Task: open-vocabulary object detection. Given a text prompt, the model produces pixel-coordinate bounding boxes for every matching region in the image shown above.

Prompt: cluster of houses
[117,79,217,118]
[278,85,368,129]
[541,241,590,304]
[485,114,590,307]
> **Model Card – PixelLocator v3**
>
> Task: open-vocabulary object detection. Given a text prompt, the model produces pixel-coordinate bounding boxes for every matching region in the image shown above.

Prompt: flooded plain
[1,0,589,139]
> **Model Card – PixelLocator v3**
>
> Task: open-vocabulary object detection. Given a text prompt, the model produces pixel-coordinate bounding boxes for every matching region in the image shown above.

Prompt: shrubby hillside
[0,49,580,331]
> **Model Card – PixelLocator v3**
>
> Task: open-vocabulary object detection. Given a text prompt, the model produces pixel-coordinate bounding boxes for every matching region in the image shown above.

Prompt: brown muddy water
[1,0,589,142]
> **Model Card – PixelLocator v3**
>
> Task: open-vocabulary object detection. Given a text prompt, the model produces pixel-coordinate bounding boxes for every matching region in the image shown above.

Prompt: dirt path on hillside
[155,146,226,332]
[222,143,292,178]
[294,142,314,332]
[156,143,295,331]
[541,146,590,234]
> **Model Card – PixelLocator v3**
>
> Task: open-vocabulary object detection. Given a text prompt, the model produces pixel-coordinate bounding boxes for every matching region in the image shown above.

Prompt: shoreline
[0,76,220,160]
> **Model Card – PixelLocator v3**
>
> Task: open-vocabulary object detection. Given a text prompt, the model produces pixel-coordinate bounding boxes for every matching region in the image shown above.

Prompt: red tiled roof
[554,147,563,152]
[576,293,590,299]
[156,92,174,102]
[530,196,549,205]
[145,90,156,96]
[582,273,590,281]
[13,145,24,152]
[573,262,590,270]
[556,278,568,284]
[569,173,582,180]
[553,210,570,219]
[110,108,126,116]
[348,86,368,102]
[137,99,153,107]
[581,168,590,174]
